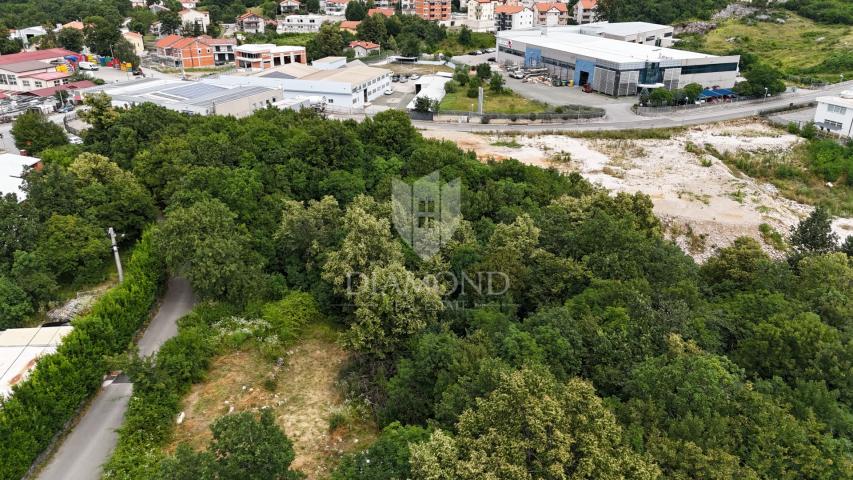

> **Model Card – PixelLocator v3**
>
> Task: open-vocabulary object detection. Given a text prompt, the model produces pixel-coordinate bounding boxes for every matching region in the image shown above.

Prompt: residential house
[235,43,306,69]
[401,0,416,15]
[130,0,146,8]
[324,0,349,15]
[277,14,329,33]
[150,2,170,13]
[495,5,533,31]
[60,21,85,31]
[9,26,47,49]
[572,0,597,24]
[123,31,145,55]
[236,11,266,34]
[181,0,198,8]
[279,0,301,14]
[467,0,497,32]
[366,7,395,17]
[340,20,361,33]
[534,2,568,26]
[349,40,380,58]
[179,9,210,33]
[204,37,237,64]
[413,0,451,21]
[0,48,76,92]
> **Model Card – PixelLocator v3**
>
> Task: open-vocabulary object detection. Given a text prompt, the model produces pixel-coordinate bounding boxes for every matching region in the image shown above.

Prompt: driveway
[36,278,196,480]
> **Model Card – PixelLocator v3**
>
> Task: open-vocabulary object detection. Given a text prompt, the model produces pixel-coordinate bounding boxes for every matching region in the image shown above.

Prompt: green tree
[68,153,156,239]
[209,410,301,480]
[357,13,388,45]
[398,32,420,57]
[306,0,321,13]
[475,63,491,79]
[83,15,121,56]
[458,25,472,46]
[11,110,68,155]
[648,88,674,106]
[735,63,786,97]
[349,261,444,357]
[307,24,345,60]
[158,10,182,34]
[489,72,504,93]
[345,0,367,20]
[0,275,33,329]
[0,23,22,54]
[411,367,661,480]
[57,27,84,51]
[682,82,702,102]
[333,422,430,480]
[155,199,263,304]
[34,214,110,284]
[790,206,838,256]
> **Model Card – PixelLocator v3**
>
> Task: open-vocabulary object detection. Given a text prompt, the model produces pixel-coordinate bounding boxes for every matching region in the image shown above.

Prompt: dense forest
[594,0,733,25]
[1,94,852,479]
[786,0,853,25]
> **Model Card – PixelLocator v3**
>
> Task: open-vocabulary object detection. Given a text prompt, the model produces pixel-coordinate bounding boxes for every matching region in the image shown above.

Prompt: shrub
[444,80,458,93]
[0,228,165,480]
[261,291,322,345]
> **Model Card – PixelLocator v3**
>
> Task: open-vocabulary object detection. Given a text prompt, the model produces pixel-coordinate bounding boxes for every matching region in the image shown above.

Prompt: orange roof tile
[579,0,597,8]
[496,5,524,13]
[340,20,361,29]
[349,40,380,49]
[535,2,566,12]
[155,34,184,49]
[367,7,394,16]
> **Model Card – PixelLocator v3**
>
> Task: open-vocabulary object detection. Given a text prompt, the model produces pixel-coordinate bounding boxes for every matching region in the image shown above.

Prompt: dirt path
[423,121,853,261]
[168,327,374,479]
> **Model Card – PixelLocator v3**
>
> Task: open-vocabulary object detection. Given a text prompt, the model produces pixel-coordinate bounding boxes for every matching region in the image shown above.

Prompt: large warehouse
[496,26,740,96]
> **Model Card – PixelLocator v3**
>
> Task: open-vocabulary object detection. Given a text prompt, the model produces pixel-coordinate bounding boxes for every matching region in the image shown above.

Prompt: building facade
[349,41,381,57]
[495,5,533,31]
[572,0,597,24]
[467,0,497,32]
[414,0,451,20]
[179,9,210,33]
[278,14,329,32]
[324,0,349,15]
[814,94,853,137]
[236,12,266,33]
[534,3,568,26]
[0,49,76,92]
[496,27,739,96]
[123,31,145,55]
[235,44,307,69]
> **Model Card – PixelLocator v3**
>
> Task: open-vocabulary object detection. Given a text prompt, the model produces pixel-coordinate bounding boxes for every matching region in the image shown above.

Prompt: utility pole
[107,227,124,283]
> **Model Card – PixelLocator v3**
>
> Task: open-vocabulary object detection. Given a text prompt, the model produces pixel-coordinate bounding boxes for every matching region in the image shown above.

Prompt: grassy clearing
[491,138,522,148]
[436,32,495,56]
[700,12,853,81]
[759,222,788,250]
[167,322,377,479]
[439,88,550,113]
[708,143,853,216]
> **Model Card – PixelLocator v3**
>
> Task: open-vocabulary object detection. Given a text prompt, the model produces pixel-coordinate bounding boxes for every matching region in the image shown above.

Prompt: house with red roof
[279,0,302,14]
[495,5,533,31]
[367,7,395,17]
[534,2,568,26]
[572,0,597,24]
[349,40,380,58]
[0,48,76,92]
[339,20,361,33]
[236,11,266,34]
[155,35,235,68]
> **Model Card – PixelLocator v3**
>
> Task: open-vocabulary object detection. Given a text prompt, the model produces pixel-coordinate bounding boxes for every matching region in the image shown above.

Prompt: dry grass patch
[167,324,377,479]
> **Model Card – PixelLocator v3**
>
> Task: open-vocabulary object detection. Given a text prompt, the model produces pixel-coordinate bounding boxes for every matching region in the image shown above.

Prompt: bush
[0,228,165,480]
[444,80,458,93]
[261,291,322,345]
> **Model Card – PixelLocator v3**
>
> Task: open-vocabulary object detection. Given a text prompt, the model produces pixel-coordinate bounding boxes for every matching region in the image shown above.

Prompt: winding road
[36,278,196,480]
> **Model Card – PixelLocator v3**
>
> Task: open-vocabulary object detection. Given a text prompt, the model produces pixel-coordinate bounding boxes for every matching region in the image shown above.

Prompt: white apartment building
[179,9,210,33]
[235,43,307,70]
[815,93,853,137]
[495,5,533,31]
[467,0,497,32]
[572,0,597,24]
[323,0,349,15]
[277,14,330,33]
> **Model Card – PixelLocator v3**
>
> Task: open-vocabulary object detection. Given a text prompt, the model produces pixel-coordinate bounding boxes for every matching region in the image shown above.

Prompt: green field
[439,88,550,113]
[699,12,853,81]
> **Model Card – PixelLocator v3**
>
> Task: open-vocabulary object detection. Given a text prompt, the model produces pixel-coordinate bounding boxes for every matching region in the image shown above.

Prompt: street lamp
[764,86,768,102]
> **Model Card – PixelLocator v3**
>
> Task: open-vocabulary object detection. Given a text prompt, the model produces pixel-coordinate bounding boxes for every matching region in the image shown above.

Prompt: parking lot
[370,80,417,109]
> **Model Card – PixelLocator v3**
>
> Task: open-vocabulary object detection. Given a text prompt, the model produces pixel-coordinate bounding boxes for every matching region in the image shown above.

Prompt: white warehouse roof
[498,28,715,65]
[0,153,40,200]
[0,326,73,398]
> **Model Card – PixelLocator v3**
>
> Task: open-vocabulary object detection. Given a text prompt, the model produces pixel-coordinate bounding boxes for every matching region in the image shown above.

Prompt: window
[35,81,43,87]
[22,80,30,87]
[680,63,738,74]
[828,104,848,115]
[646,36,655,41]
[824,119,843,129]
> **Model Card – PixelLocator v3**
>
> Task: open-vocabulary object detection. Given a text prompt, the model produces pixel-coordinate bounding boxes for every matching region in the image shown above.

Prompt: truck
[78,61,99,71]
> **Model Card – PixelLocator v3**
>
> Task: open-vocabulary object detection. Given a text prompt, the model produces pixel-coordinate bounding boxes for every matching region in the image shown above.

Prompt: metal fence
[416,108,606,124]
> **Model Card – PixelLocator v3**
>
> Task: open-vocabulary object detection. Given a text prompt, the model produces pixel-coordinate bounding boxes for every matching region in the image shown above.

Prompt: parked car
[473,50,483,55]
[384,88,394,95]
[67,134,83,145]
[392,74,400,82]
[56,104,74,113]
[410,73,420,80]
[399,76,408,83]
[132,68,144,77]
[78,61,99,71]
[487,57,496,62]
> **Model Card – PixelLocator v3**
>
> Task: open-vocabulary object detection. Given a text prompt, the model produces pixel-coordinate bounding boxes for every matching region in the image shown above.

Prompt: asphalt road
[37,278,196,480]
[415,80,853,132]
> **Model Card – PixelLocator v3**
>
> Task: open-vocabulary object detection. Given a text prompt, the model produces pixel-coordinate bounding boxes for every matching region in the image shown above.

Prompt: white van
[78,61,99,71]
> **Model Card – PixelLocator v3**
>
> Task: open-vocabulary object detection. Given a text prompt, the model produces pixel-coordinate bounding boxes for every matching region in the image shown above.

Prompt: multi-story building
[277,14,330,32]
[414,0,451,20]
[155,35,238,67]
[179,8,210,33]
[323,0,349,15]
[204,37,237,64]
[495,5,533,31]
[235,43,307,69]
[401,0,416,15]
[122,31,145,55]
[534,2,568,26]
[236,12,266,33]
[467,0,496,32]
[0,48,76,92]
[572,0,597,24]
[279,0,301,14]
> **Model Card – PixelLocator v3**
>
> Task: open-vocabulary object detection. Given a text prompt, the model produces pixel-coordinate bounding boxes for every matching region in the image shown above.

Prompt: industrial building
[814,92,853,137]
[496,25,739,96]
[83,78,281,117]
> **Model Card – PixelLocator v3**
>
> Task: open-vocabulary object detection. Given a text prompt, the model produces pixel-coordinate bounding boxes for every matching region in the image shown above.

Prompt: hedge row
[101,303,227,480]
[0,228,166,480]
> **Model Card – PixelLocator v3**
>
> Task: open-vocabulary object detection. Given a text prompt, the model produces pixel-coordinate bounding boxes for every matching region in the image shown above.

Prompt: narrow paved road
[414,80,853,132]
[37,278,195,480]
